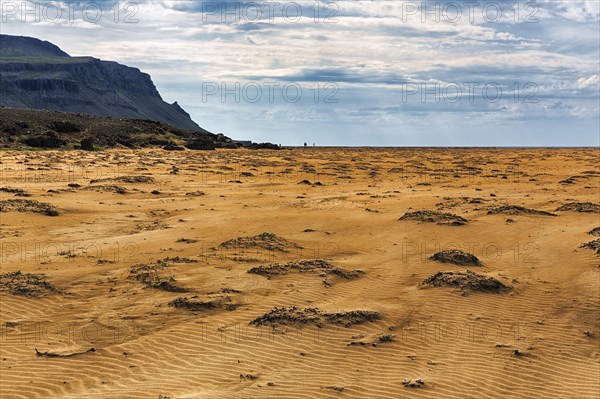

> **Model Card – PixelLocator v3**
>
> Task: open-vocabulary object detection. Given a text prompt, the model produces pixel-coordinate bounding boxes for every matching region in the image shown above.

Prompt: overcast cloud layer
[1,0,599,146]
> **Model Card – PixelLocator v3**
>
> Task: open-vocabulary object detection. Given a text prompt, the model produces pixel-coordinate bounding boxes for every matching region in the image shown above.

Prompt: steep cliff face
[0,35,69,57]
[0,35,204,132]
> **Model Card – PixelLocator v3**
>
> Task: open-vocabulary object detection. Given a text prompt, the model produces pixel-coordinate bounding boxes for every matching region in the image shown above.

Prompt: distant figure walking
[304,142,307,148]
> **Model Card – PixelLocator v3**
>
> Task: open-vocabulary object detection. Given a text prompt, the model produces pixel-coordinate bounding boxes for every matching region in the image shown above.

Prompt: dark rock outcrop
[0,34,205,132]
[163,142,185,151]
[0,107,229,150]
[399,210,468,226]
[80,136,94,151]
[429,250,481,266]
[249,142,281,150]
[21,130,65,148]
[421,271,511,293]
[487,205,556,216]
[185,138,216,150]
[556,202,600,213]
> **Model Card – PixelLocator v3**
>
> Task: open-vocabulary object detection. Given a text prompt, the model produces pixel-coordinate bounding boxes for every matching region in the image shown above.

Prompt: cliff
[0,35,204,132]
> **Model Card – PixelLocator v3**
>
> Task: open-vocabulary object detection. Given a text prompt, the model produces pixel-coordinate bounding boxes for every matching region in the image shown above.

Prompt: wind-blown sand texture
[0,148,598,398]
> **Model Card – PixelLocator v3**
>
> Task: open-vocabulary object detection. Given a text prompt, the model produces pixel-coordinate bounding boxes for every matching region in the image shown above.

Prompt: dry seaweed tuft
[429,250,481,266]
[421,270,511,293]
[399,210,467,226]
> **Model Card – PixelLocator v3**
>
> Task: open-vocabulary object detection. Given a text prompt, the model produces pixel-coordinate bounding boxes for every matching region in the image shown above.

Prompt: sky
[1,0,599,146]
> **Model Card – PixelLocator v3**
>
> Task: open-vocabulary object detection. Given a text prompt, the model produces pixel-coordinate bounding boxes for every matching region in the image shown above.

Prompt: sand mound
[580,239,600,255]
[247,263,290,278]
[84,185,128,194]
[129,261,189,292]
[399,210,468,226]
[250,307,321,327]
[487,205,556,216]
[556,202,600,213]
[429,250,481,266]
[1,148,599,398]
[169,296,236,311]
[588,227,600,236]
[421,271,510,293]
[219,232,301,252]
[130,220,170,234]
[402,379,426,388]
[185,191,205,196]
[349,334,396,347]
[89,175,155,184]
[248,259,364,285]
[0,199,59,216]
[436,196,484,210]
[35,348,95,358]
[0,187,29,196]
[324,310,381,327]
[250,307,381,328]
[0,271,58,297]
[161,256,198,263]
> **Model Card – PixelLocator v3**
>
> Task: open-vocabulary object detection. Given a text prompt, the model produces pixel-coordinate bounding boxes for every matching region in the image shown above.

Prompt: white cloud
[576,75,599,89]
[1,0,598,145]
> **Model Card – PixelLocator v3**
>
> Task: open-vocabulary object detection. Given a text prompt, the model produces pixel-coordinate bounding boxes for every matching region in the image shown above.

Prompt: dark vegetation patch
[250,307,321,327]
[559,173,597,185]
[0,107,246,150]
[130,220,169,234]
[169,296,236,311]
[250,307,381,328]
[436,196,485,210]
[207,288,242,295]
[580,239,600,255]
[219,232,302,252]
[162,143,185,151]
[0,271,58,297]
[402,379,425,388]
[231,256,261,263]
[185,191,205,196]
[421,271,511,293]
[559,177,577,185]
[35,347,95,358]
[248,259,363,286]
[128,261,189,292]
[377,334,395,343]
[556,202,600,213]
[89,175,154,184]
[176,238,198,244]
[161,256,198,263]
[349,333,396,347]
[47,120,80,133]
[84,185,127,194]
[588,227,600,237]
[21,130,66,148]
[249,142,281,150]
[429,250,481,266]
[0,187,29,196]
[487,205,556,216]
[0,199,59,216]
[324,310,381,327]
[399,210,468,226]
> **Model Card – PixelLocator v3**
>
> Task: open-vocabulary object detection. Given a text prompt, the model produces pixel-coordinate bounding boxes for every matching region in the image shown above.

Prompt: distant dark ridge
[0,34,202,131]
[0,35,69,58]
[0,107,239,150]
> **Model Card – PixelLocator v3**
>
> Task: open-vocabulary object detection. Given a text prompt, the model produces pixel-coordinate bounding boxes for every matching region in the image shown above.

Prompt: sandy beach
[0,147,598,398]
